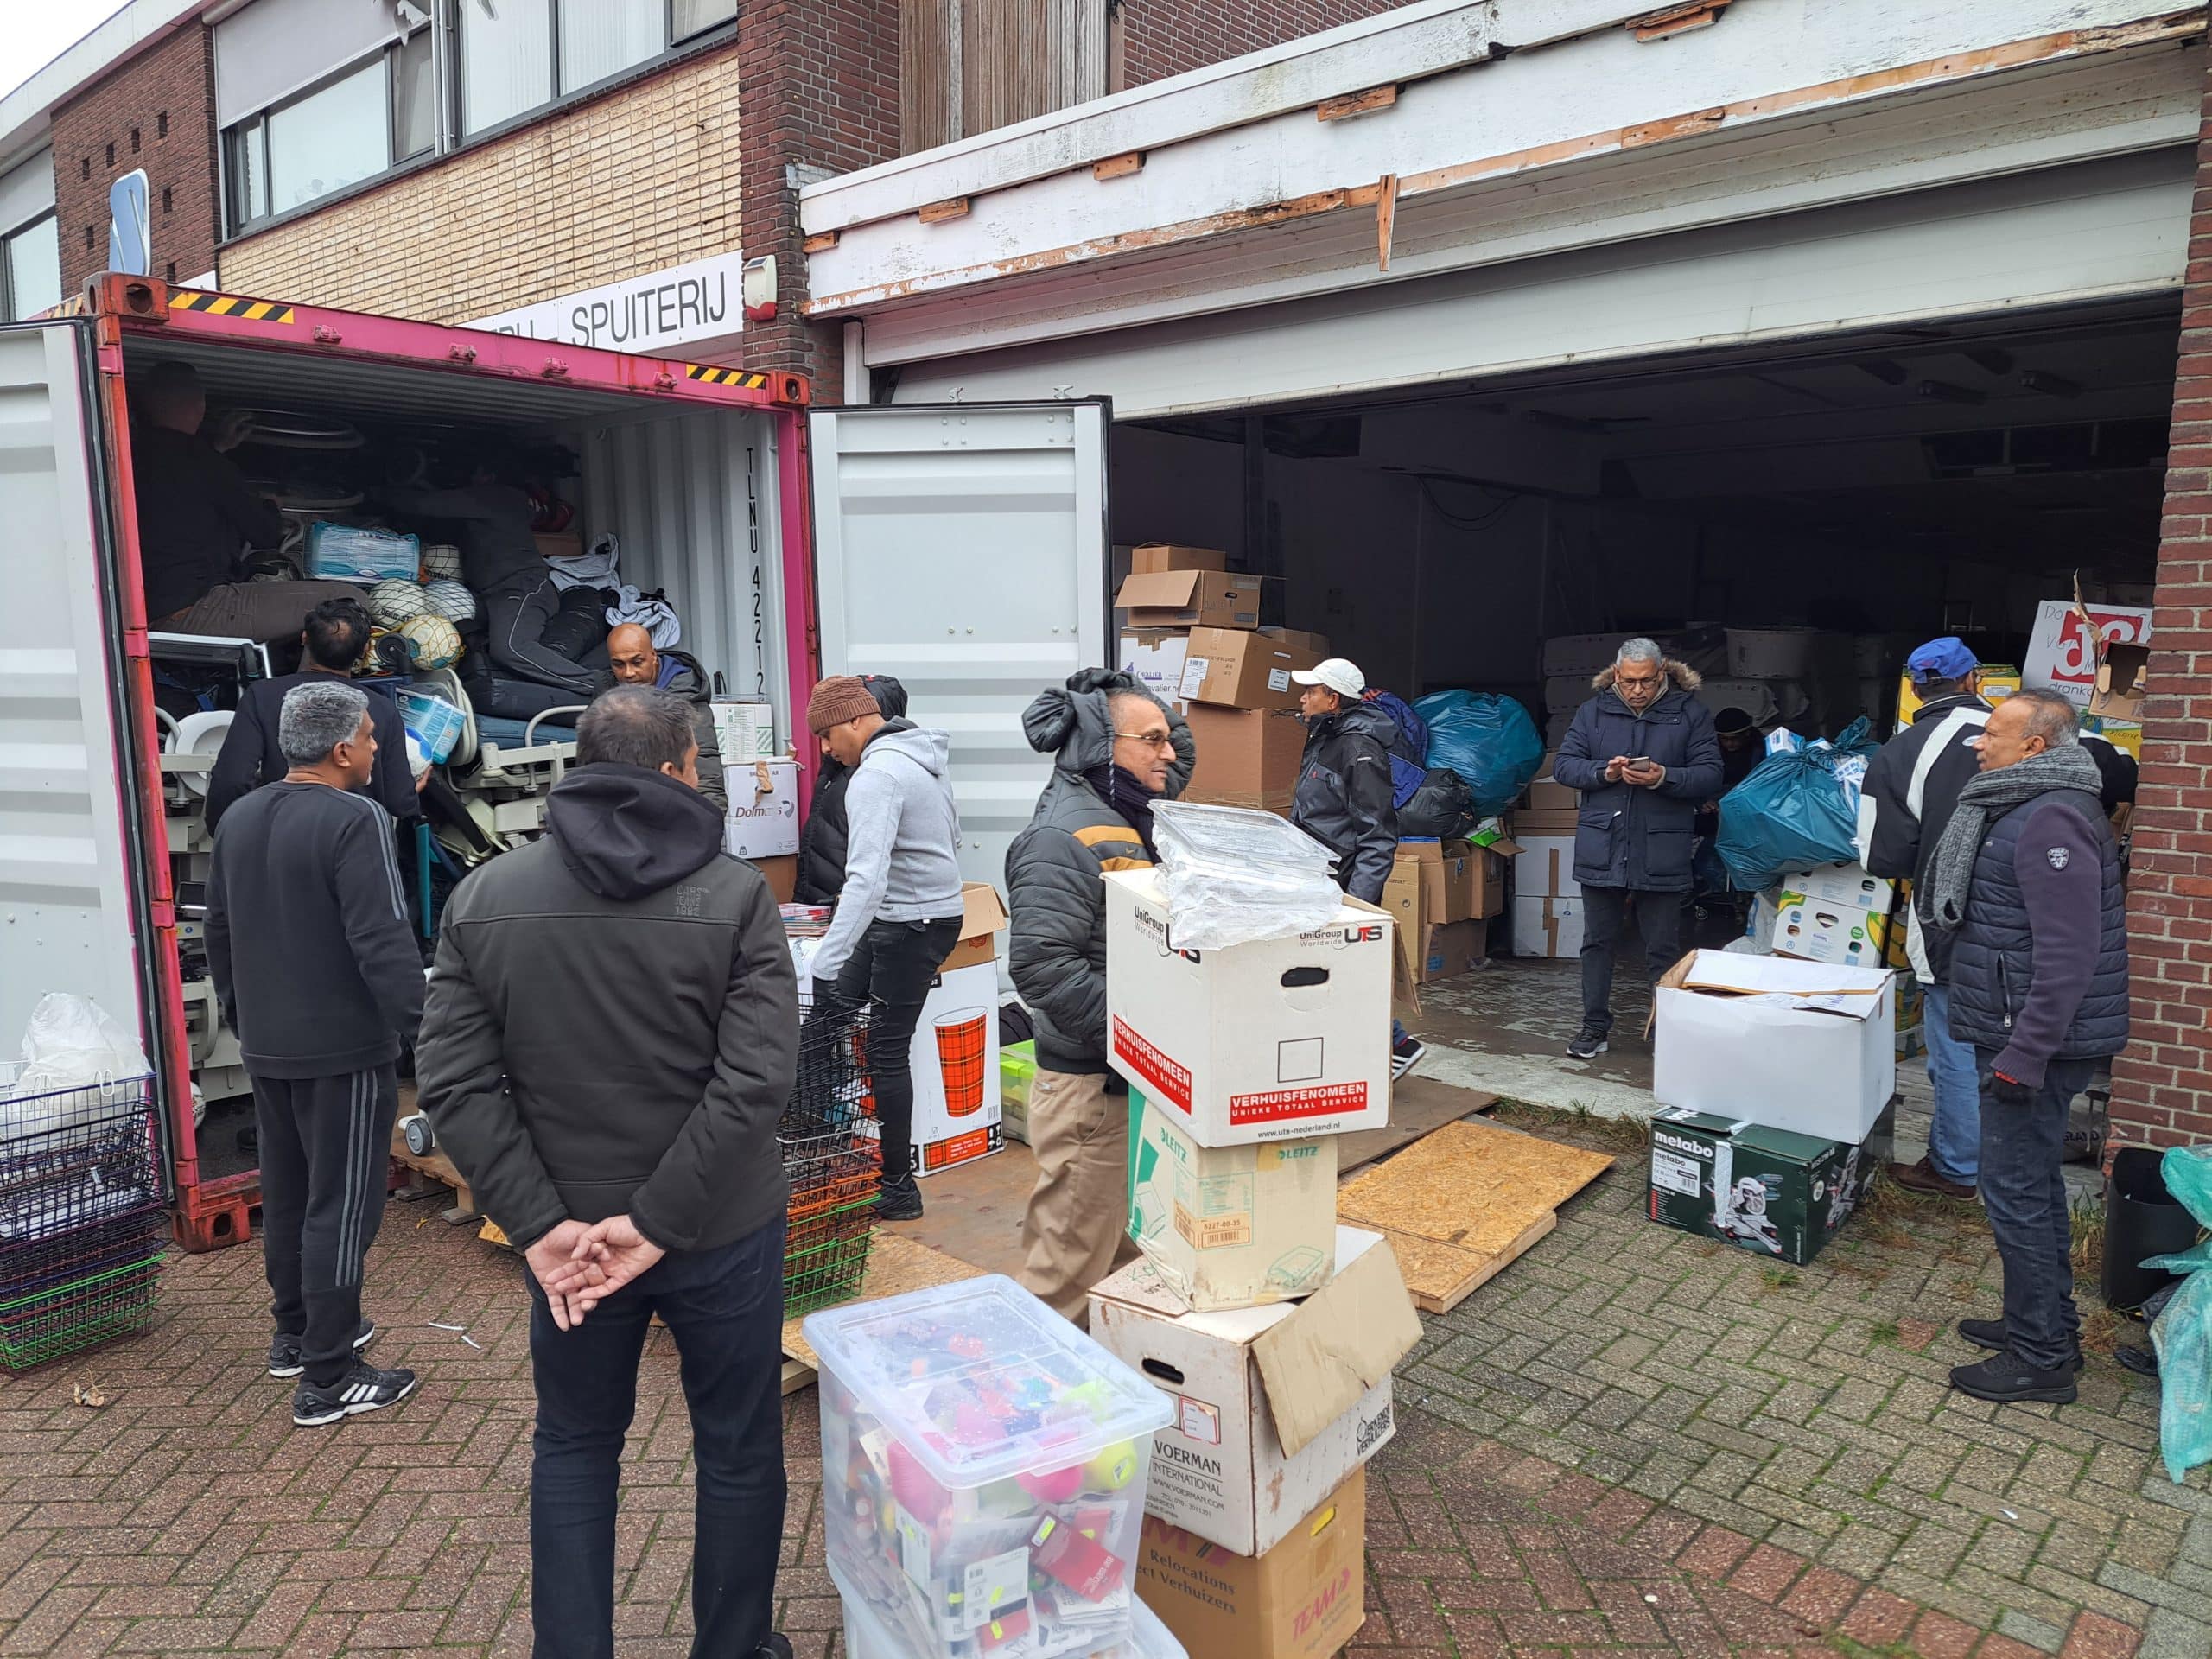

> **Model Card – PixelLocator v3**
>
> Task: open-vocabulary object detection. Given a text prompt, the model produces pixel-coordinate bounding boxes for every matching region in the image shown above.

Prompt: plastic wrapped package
[304,522,421,583]
[2144,1146,2212,1482]
[1411,690,1544,816]
[1148,801,1343,950]
[8,995,151,1130]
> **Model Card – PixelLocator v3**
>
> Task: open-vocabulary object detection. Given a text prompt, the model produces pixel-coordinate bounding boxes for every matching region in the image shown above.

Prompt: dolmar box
[1181,706,1304,814]
[1090,1228,1413,1554]
[1104,868,1393,1146]
[1126,1090,1338,1310]
[725,759,800,858]
[1116,570,1277,630]
[1179,628,1321,710]
[1646,1106,1873,1266]
[1134,543,1230,575]
[1122,629,1192,710]
[1136,1468,1367,1659]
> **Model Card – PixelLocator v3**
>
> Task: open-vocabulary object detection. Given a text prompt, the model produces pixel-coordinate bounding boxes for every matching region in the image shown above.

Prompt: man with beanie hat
[1007,671,1192,1320]
[804,676,967,1220]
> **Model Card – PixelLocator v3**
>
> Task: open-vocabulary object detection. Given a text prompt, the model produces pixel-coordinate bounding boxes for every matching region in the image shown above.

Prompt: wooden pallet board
[1334,1077,1497,1178]
[780,1233,988,1381]
[387,1125,481,1224]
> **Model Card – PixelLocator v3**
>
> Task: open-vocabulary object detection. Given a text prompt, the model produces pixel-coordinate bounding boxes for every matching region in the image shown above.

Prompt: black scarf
[1084,762,1160,859]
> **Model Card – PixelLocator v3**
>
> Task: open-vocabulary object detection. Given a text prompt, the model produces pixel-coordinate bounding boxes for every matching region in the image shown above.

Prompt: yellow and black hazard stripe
[168,289,296,323]
[681,363,770,389]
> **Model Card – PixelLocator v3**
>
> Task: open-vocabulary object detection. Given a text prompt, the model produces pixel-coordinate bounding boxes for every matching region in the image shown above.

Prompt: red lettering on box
[1227,1081,1369,1124]
[1112,1018,1192,1109]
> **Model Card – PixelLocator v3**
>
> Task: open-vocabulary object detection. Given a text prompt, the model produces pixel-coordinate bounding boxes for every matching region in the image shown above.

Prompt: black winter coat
[1004,671,1192,1076]
[1292,702,1399,905]
[1551,661,1722,893]
[1855,692,1991,983]
[793,675,909,905]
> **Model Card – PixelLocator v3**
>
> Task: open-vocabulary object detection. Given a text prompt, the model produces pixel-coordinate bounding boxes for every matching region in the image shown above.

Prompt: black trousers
[255,1066,399,1388]
[1579,885,1684,1039]
[817,916,964,1185]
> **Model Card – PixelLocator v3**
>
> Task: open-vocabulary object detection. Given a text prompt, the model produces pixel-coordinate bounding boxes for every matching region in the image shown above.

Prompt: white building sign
[466,251,746,354]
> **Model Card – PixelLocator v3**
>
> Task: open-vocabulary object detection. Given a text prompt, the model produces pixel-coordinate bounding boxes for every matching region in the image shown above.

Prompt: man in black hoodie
[416,686,798,1659]
[206,680,424,1427]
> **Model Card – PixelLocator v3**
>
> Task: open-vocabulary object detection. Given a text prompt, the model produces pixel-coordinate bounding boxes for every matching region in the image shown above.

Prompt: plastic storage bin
[805,1275,1173,1659]
[836,1560,1187,1659]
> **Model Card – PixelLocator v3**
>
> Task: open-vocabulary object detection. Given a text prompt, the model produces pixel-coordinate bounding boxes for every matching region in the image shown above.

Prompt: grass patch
[1827,1639,1916,1659]
[1869,1319,1902,1347]
[2070,1193,2106,1282]
[1491,1096,1651,1156]
[1760,1264,1802,1291]
[2081,1301,2128,1358]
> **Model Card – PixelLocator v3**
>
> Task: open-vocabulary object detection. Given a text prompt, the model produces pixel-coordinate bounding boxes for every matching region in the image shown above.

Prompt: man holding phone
[1551,638,1723,1058]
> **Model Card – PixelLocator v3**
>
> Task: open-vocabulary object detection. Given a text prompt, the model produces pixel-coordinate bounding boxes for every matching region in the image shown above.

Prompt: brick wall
[1116,0,1417,87]
[51,24,219,293]
[736,0,901,405]
[2110,60,2212,1150]
[221,51,741,328]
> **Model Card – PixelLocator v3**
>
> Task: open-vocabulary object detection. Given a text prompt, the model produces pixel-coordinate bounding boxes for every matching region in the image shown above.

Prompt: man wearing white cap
[1290,658,1425,1077]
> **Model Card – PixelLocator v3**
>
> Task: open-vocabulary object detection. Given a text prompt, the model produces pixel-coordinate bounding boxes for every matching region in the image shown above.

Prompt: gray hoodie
[810,719,966,982]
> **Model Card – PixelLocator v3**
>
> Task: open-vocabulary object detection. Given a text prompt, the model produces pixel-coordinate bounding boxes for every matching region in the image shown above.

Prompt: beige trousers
[1017,1069,1137,1324]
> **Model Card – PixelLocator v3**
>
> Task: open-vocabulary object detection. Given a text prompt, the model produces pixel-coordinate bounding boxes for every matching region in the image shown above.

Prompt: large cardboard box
[1401,838,1474,923]
[1259,626,1332,653]
[1134,543,1229,575]
[1181,706,1304,813]
[725,758,800,858]
[1510,807,1580,838]
[939,881,1010,972]
[1512,896,1584,958]
[1090,1228,1414,1554]
[1770,889,1891,969]
[1653,950,1895,1147]
[1179,628,1320,710]
[1778,861,1896,912]
[2090,641,2149,723]
[1382,855,1423,983]
[1122,629,1192,710]
[1524,753,1578,812]
[1126,1090,1338,1310]
[1514,835,1579,899]
[1469,842,1507,918]
[1104,869,1393,1145]
[1116,570,1275,630]
[746,854,797,905]
[1647,1107,1873,1266]
[2023,598,2152,708]
[1138,1468,1367,1659]
[1421,919,1486,982]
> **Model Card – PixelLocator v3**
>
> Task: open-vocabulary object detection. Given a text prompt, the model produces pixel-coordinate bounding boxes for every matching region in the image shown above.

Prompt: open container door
[808,401,1110,897]
[0,321,164,1109]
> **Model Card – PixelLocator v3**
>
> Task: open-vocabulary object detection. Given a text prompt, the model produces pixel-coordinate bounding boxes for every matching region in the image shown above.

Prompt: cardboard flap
[1251,1231,1421,1459]
[1671,948,1890,1016]
[957,881,1010,938]
[1115,570,1204,608]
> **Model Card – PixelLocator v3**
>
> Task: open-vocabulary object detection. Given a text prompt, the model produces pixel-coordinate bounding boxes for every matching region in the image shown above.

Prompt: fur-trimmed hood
[1591,658,1703,694]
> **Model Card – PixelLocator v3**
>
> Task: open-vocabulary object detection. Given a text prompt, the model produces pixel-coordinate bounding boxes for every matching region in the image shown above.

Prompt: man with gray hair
[1920,687,2128,1406]
[207,679,425,1427]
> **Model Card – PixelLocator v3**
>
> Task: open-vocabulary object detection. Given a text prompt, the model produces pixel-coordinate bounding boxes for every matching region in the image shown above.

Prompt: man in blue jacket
[1551,639,1722,1058]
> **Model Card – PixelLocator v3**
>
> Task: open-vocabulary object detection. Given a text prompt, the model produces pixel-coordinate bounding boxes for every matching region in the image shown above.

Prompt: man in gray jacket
[805,676,968,1220]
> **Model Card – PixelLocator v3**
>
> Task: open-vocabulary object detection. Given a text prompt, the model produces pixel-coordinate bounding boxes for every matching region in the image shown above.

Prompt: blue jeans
[526,1217,787,1659]
[1976,1049,2094,1372]
[1922,983,1980,1185]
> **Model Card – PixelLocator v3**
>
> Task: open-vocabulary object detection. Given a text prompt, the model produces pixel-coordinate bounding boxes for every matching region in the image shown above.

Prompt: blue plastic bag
[1714,741,1862,891]
[1412,691,1542,817]
[2143,1146,2212,1482]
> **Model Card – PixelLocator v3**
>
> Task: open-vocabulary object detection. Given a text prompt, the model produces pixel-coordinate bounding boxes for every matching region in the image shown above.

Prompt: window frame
[452,0,736,149]
[0,210,61,323]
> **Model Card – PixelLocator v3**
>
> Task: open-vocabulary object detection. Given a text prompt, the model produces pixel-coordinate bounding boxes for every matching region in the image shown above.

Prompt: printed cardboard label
[1112,1018,1192,1109]
[1228,1081,1370,1125]
[1178,658,1211,699]
[1651,1147,1702,1198]
[1179,1395,1223,1445]
[897,1508,932,1584]
[1267,668,1292,692]
[1175,1198,1254,1250]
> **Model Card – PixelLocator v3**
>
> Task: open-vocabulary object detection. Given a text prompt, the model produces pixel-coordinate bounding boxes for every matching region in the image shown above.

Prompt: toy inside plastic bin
[835,1559,1186,1659]
[804,1275,1173,1659]
[396,688,465,764]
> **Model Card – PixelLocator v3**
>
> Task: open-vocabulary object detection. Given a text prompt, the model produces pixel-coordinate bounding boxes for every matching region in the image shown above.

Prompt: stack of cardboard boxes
[1507,756,1581,958]
[1382,836,1508,982]
[1115,545,1329,817]
[1090,868,1421,1659]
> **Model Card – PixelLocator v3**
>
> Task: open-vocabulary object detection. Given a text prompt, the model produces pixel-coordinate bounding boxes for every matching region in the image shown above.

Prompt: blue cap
[1906,637,1977,683]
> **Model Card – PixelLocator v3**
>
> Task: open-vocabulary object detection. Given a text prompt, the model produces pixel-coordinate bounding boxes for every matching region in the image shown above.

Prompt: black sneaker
[756,1637,794,1659]
[292,1362,418,1427]
[1390,1036,1427,1081]
[1957,1318,2083,1372]
[1566,1030,1609,1060]
[1948,1351,2077,1406]
[875,1178,924,1222]
[267,1321,378,1380]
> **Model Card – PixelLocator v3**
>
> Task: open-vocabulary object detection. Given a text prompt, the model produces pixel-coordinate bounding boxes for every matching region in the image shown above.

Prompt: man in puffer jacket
[1552,638,1722,1059]
[1920,689,2127,1407]
[605,624,727,812]
[794,675,908,905]
[1008,670,1192,1321]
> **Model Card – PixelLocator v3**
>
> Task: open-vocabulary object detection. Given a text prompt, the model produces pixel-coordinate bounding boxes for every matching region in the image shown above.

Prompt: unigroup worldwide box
[1103,870,1393,1146]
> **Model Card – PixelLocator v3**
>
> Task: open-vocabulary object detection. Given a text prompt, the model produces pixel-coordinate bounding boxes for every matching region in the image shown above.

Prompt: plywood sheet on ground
[1334,1077,1497,1177]
[781,1233,988,1374]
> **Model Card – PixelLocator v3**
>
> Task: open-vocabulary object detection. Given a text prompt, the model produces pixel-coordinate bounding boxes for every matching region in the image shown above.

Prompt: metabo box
[1646,1107,1872,1266]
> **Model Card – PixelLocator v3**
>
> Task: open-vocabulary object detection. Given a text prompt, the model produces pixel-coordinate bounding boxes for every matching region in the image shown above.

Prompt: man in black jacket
[416,685,798,1659]
[793,674,907,905]
[206,680,423,1427]
[1919,690,2127,1406]
[1856,637,1992,1200]
[207,598,423,833]
[1552,639,1722,1060]
[1007,670,1192,1320]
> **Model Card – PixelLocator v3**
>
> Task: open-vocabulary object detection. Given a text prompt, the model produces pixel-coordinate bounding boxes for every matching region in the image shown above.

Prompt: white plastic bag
[1150,801,1346,950]
[7,994,151,1131]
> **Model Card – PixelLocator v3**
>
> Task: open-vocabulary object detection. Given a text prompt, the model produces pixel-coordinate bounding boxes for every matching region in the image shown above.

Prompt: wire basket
[0,1079,168,1246]
[0,1204,168,1300]
[782,995,874,1141]
[0,1255,165,1370]
[783,1206,875,1319]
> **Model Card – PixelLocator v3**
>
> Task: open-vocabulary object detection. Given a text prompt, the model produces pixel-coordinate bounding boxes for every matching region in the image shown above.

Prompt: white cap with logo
[1290,658,1366,700]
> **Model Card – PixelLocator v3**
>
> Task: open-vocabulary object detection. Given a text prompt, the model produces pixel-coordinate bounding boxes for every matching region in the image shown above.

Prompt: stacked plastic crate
[0,1078,169,1370]
[780,998,878,1319]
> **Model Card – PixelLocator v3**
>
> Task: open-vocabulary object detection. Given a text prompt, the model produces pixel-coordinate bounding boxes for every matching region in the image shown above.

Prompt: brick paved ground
[0,1130,2204,1657]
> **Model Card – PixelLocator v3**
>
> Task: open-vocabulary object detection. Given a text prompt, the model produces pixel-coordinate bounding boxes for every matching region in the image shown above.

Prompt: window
[673,0,739,41]
[3,214,61,322]
[461,0,736,137]
[461,0,554,136]
[222,24,435,233]
[157,111,168,139]
[130,128,141,154]
[161,187,172,214]
[559,0,662,94]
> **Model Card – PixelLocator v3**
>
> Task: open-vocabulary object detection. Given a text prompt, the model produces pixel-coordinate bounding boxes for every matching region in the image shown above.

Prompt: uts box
[1104,870,1393,1147]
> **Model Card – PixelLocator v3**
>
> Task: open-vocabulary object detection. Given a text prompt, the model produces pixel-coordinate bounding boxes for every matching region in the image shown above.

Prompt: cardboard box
[2024,597,2152,708]
[1401,838,1474,924]
[746,853,797,905]
[1122,629,1192,710]
[1896,665,2018,730]
[1126,1090,1338,1311]
[1524,753,1578,813]
[1771,890,1891,969]
[1653,950,1895,1146]
[1510,807,1580,838]
[1138,1467,1367,1659]
[1090,1228,1414,1554]
[1259,626,1332,653]
[938,881,1010,972]
[1382,855,1423,983]
[1512,896,1584,958]
[1777,861,1896,912]
[1179,628,1321,711]
[1181,706,1304,813]
[1133,543,1229,575]
[1421,919,1486,982]
[1469,842,1508,918]
[532,530,583,563]
[1116,570,1276,631]
[725,758,800,858]
[1104,869,1393,1146]
[2090,642,2149,723]
[1513,835,1579,899]
[1647,1107,1873,1266]
[710,698,778,761]
[2084,714,2142,758]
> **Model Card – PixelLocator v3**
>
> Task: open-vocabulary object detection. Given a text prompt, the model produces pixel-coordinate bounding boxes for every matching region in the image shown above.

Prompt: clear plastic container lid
[804,1274,1172,1490]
